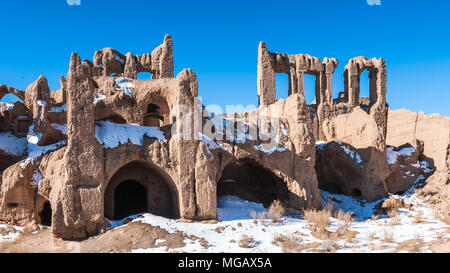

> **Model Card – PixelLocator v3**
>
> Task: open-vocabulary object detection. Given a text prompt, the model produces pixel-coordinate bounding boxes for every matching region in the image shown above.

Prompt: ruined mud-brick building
[0,35,435,239]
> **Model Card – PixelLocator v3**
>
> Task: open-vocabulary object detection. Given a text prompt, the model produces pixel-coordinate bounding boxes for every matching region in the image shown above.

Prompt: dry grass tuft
[319,239,339,253]
[251,211,268,225]
[413,211,424,224]
[303,209,331,231]
[382,229,394,243]
[239,235,257,248]
[335,209,354,228]
[268,200,285,223]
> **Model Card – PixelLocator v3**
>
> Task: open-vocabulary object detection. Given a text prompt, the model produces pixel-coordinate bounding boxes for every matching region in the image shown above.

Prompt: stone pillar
[60,76,67,104]
[322,58,338,105]
[296,70,306,99]
[257,41,276,106]
[288,68,298,96]
[53,53,104,239]
[124,52,138,79]
[315,73,321,105]
[345,61,360,107]
[172,69,200,219]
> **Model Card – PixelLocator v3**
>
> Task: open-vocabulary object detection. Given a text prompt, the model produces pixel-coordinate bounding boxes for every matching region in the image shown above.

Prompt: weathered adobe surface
[0,36,441,239]
[386,108,450,171]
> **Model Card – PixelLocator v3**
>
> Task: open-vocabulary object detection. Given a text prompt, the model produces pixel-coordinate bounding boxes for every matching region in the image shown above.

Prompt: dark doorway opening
[144,103,164,126]
[39,201,52,226]
[217,159,290,208]
[114,180,147,220]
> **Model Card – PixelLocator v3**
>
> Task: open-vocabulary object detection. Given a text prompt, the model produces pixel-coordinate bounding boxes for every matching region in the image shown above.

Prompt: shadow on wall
[217,158,291,208]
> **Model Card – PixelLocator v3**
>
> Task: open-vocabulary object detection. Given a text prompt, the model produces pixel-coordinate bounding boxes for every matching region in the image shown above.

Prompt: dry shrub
[335,209,354,228]
[413,211,423,224]
[273,234,313,253]
[303,209,331,230]
[367,232,377,241]
[375,196,411,216]
[268,200,285,223]
[387,208,399,218]
[320,239,339,252]
[389,215,400,226]
[382,229,394,243]
[239,235,256,248]
[325,202,335,214]
[251,211,268,225]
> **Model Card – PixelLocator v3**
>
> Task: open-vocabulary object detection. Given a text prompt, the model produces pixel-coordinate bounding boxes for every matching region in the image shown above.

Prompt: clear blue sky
[0,0,449,115]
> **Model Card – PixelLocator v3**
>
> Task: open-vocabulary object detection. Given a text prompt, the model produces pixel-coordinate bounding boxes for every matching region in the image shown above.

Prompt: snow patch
[315,141,327,151]
[49,104,67,113]
[95,121,166,149]
[0,132,27,156]
[386,146,416,164]
[115,77,134,97]
[330,141,363,165]
[94,93,107,104]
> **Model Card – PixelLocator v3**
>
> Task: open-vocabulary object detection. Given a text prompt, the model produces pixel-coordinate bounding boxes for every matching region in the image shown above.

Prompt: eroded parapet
[257,41,338,106]
[92,34,174,79]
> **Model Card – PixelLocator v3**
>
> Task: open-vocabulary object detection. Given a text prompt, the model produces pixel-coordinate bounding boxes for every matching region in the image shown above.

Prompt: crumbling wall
[93,35,173,79]
[386,108,450,171]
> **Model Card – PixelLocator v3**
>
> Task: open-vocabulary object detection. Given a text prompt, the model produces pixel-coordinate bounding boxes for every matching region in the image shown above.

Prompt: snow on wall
[93,93,107,105]
[51,123,67,135]
[115,77,134,97]
[19,124,66,169]
[315,140,363,165]
[334,141,363,165]
[315,140,327,151]
[386,146,416,164]
[0,102,15,113]
[95,121,166,149]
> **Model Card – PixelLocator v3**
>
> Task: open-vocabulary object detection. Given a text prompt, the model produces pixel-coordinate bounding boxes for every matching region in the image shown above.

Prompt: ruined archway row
[257,41,387,110]
[0,34,422,242]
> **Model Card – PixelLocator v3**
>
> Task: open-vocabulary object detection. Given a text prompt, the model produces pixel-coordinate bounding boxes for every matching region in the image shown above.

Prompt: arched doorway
[39,201,52,226]
[143,97,170,127]
[217,159,290,208]
[104,160,179,220]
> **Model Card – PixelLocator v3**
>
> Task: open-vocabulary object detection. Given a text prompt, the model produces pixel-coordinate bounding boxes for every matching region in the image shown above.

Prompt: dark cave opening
[114,180,148,220]
[217,159,290,208]
[39,201,52,226]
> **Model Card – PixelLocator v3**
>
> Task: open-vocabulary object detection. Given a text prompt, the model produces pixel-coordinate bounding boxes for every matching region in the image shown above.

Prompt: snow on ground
[108,179,449,253]
[0,224,24,243]
[0,132,27,156]
[49,104,67,113]
[95,120,166,149]
[51,123,67,135]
